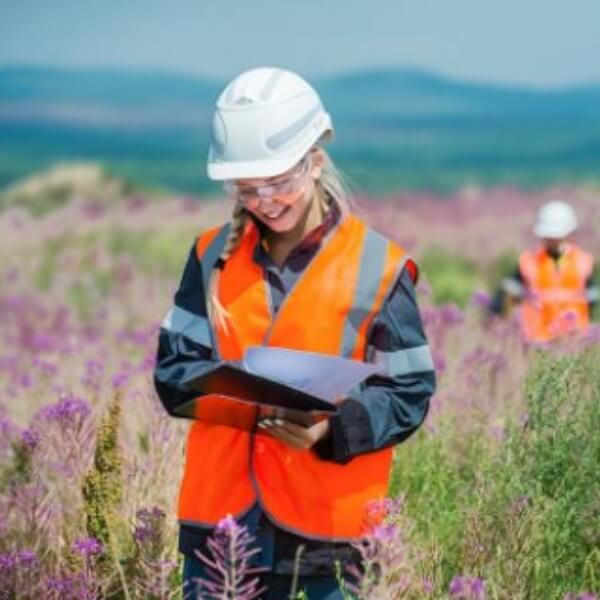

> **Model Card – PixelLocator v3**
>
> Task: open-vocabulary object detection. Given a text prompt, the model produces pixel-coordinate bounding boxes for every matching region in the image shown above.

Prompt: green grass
[420,247,480,306]
[391,348,600,598]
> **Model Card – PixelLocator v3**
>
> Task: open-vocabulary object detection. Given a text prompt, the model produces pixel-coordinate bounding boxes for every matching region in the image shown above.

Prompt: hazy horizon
[2,62,600,94]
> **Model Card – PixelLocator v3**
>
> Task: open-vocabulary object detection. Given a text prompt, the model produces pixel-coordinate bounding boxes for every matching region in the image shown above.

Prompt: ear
[309,147,326,180]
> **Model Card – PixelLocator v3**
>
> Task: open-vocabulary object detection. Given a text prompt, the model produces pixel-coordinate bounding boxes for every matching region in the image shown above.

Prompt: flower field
[1,170,599,599]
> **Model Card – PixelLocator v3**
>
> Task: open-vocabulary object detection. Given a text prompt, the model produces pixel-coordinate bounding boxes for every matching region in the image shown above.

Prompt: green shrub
[420,247,479,306]
[391,347,600,597]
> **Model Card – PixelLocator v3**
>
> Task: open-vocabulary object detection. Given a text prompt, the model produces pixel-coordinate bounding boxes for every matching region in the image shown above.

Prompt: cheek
[276,192,311,227]
[289,190,311,215]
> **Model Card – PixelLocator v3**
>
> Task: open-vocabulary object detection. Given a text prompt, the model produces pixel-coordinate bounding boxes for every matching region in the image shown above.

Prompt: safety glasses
[224,156,311,206]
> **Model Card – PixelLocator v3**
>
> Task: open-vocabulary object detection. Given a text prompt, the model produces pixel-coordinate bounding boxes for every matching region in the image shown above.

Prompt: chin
[263,218,297,234]
[257,207,301,233]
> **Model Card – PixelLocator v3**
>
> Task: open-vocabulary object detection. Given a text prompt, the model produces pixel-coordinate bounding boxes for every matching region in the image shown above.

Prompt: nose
[255,195,285,212]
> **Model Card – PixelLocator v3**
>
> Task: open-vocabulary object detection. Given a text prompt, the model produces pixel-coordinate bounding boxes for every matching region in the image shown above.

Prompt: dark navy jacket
[153,209,436,574]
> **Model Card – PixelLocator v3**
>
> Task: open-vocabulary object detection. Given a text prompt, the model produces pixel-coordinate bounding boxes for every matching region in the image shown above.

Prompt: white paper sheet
[243,346,382,403]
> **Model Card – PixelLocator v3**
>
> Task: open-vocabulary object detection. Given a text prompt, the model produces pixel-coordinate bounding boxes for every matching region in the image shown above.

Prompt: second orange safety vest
[178,213,414,541]
[519,244,593,342]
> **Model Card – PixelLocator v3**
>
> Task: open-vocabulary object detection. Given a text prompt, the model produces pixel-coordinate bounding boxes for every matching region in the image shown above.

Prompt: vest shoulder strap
[340,225,411,357]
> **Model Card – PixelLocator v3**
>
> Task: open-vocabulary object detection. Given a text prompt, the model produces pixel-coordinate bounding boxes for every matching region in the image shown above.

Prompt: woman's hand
[259,418,330,450]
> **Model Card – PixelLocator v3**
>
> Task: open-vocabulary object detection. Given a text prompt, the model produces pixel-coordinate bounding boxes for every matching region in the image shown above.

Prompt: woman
[154,67,436,599]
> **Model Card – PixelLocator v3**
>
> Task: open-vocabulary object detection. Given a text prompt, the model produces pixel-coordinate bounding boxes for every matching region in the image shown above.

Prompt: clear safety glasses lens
[224,157,310,204]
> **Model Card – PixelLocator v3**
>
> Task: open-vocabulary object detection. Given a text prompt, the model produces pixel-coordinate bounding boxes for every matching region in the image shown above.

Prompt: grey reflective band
[375,345,434,377]
[199,224,231,295]
[161,306,212,348]
[587,286,600,303]
[501,277,524,298]
[340,230,388,358]
[266,104,321,151]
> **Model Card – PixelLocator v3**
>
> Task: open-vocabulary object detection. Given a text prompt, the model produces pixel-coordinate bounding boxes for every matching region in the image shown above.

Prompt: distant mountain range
[2,66,600,193]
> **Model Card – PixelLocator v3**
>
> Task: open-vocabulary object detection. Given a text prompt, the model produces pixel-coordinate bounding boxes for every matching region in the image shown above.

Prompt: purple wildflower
[81,358,104,390]
[433,351,447,374]
[134,506,166,546]
[439,303,465,326]
[193,514,266,600]
[17,549,37,568]
[46,575,74,595]
[470,577,486,599]
[449,575,486,600]
[112,371,130,389]
[471,290,491,309]
[20,428,40,450]
[0,552,16,570]
[372,523,398,543]
[28,333,56,353]
[18,373,32,388]
[38,395,91,427]
[449,576,465,596]
[216,513,239,534]
[72,537,103,558]
[138,351,156,372]
[32,357,58,377]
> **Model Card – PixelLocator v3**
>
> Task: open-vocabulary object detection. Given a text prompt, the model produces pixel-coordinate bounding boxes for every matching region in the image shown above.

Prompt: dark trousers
[182,553,345,600]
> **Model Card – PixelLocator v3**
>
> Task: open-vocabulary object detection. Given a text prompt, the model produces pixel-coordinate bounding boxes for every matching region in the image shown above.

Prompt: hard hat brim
[207,126,333,181]
[533,223,577,239]
[207,153,305,182]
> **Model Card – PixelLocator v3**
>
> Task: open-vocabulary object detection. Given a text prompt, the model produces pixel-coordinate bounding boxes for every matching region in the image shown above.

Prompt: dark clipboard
[175,363,339,430]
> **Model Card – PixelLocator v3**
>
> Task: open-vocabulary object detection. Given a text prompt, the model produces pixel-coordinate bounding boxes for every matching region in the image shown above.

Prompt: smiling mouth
[263,206,289,220]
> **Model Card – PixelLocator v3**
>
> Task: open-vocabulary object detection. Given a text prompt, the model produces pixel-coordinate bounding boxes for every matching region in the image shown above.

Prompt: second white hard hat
[207,67,333,181]
[533,200,578,239]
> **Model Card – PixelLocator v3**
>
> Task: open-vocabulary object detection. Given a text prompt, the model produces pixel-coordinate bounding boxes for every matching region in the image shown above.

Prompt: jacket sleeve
[489,267,524,315]
[153,243,220,417]
[314,265,436,463]
[586,275,599,309]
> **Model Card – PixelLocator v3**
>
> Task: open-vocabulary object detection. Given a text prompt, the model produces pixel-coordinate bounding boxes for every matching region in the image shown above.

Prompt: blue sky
[2,0,600,87]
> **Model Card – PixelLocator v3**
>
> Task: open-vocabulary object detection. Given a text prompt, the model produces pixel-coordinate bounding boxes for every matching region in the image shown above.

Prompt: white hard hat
[533,200,578,239]
[207,67,333,181]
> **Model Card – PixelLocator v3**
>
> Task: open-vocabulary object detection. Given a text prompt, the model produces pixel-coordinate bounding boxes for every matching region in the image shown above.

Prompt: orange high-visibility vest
[178,214,413,541]
[519,244,593,342]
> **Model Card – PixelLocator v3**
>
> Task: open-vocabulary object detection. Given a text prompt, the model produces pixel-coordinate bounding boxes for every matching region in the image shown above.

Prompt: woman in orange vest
[489,200,597,342]
[154,67,436,599]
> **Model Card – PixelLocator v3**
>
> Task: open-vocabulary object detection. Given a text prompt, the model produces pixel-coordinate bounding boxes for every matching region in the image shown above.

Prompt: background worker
[490,200,598,342]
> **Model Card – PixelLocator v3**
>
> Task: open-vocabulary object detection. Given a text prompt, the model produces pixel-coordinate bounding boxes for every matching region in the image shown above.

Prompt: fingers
[258,418,311,449]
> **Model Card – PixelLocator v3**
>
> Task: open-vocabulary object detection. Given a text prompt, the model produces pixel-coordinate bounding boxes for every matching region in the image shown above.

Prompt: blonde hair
[317,147,354,215]
[207,145,352,330]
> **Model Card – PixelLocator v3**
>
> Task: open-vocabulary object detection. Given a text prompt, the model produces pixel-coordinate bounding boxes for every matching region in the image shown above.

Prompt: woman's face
[230,153,322,234]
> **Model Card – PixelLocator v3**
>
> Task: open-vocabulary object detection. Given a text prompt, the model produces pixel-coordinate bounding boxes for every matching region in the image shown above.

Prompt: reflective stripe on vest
[177,214,410,540]
[519,244,593,342]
